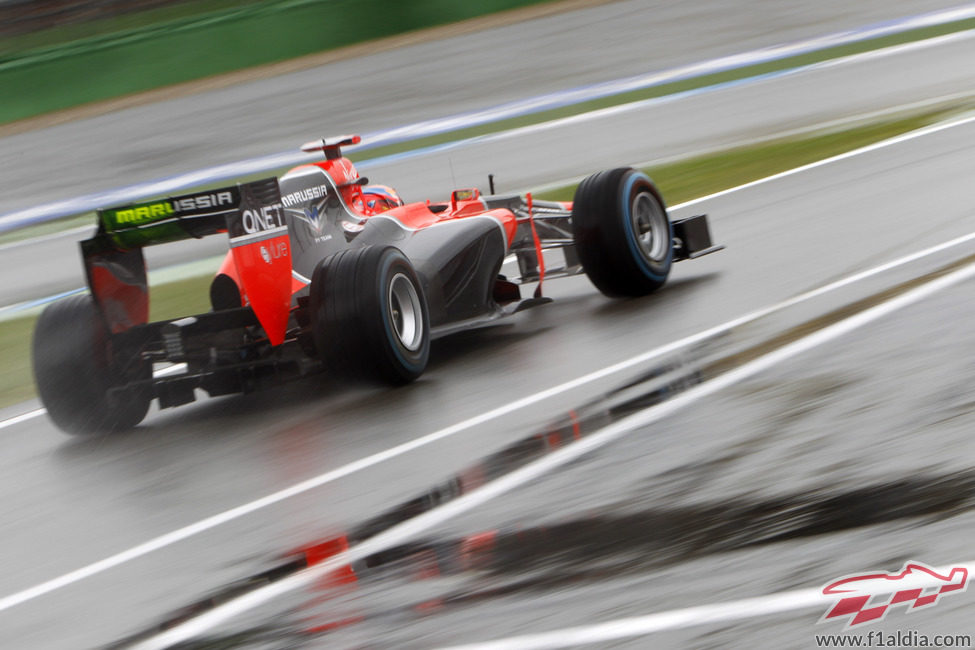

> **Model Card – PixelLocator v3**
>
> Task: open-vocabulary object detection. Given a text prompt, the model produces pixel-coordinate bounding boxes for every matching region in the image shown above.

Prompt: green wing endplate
[80,178,284,334]
[91,178,279,250]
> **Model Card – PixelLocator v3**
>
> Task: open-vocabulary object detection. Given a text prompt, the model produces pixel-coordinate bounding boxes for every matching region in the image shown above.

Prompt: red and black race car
[32,135,722,435]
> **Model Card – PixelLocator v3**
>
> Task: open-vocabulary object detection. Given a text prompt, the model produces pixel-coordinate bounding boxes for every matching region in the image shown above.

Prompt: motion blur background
[1,0,181,36]
[2,1,975,648]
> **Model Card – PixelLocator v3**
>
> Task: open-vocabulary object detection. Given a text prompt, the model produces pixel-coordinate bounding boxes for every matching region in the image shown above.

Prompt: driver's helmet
[358,184,404,215]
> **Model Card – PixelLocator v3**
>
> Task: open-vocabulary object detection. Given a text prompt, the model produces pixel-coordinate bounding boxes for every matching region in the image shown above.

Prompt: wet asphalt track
[3,2,975,649]
[2,114,975,648]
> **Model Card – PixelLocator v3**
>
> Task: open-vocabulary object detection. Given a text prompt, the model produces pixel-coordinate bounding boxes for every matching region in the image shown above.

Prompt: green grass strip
[535,108,963,203]
[0,0,558,125]
[0,107,965,410]
[0,315,36,408]
[0,0,264,56]
[337,17,975,164]
[3,4,972,129]
[149,273,216,323]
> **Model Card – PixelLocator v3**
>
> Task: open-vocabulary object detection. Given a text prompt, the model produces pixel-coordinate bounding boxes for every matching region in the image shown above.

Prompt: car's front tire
[309,245,430,384]
[32,295,151,435]
[572,167,673,297]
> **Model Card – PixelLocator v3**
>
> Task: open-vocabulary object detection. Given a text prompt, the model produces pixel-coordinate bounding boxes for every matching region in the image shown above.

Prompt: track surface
[2,2,975,648]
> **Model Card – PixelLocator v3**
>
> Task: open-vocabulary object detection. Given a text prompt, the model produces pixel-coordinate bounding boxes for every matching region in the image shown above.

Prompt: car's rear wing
[88,178,281,250]
[81,178,291,340]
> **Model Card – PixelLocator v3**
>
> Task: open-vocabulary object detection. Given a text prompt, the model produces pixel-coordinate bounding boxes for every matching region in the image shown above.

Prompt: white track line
[437,562,975,650]
[0,224,92,252]
[131,250,975,650]
[1,114,973,615]
[439,589,826,650]
[0,366,187,430]
[0,408,46,431]
[677,113,975,210]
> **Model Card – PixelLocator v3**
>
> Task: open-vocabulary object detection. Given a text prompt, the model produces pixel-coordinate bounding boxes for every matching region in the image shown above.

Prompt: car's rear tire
[572,167,673,297]
[309,245,430,384]
[32,295,151,435]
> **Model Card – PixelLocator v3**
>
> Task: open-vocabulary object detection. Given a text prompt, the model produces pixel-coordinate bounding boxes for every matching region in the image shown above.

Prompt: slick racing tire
[32,295,151,435]
[310,245,430,384]
[572,167,673,297]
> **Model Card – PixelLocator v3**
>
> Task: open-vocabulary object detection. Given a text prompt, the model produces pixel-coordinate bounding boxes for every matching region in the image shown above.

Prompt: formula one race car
[32,135,722,435]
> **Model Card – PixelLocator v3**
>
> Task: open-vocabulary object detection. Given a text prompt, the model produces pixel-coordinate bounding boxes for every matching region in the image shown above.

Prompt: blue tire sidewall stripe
[620,172,672,282]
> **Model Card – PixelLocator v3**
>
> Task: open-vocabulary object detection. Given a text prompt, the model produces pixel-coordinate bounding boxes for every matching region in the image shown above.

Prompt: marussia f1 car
[32,135,722,435]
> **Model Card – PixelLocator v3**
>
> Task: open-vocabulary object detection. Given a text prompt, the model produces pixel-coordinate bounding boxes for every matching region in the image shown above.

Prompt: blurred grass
[0,316,36,407]
[0,214,94,246]
[0,107,965,409]
[2,4,971,128]
[535,108,964,202]
[0,0,558,125]
[0,0,263,56]
[150,273,214,322]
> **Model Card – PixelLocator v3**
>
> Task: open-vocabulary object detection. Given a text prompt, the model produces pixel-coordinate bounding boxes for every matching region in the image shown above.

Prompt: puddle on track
[110,260,975,649]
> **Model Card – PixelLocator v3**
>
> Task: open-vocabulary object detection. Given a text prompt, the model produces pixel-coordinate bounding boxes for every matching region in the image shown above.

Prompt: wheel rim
[630,191,669,264]
[387,273,423,352]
